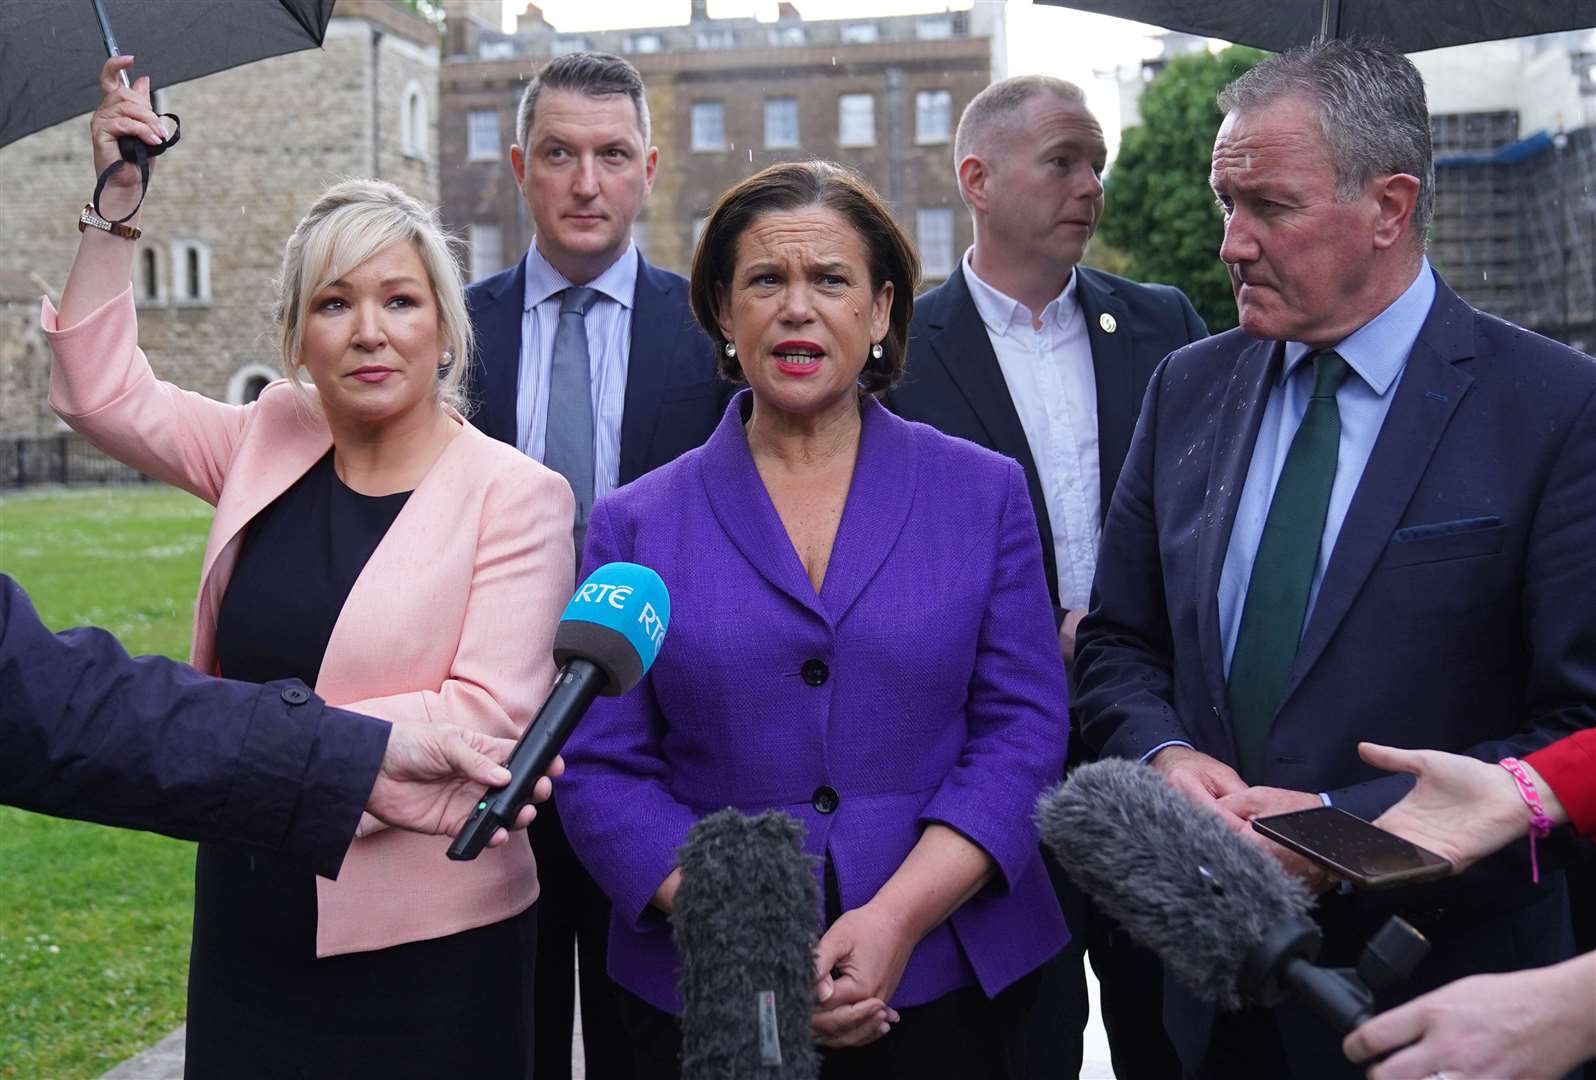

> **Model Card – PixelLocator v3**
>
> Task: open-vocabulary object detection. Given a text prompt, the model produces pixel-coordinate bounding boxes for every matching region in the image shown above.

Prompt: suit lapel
[819,397,916,623]
[1285,279,1474,696]
[620,254,682,485]
[1076,268,1136,522]
[474,257,527,446]
[925,267,1037,474]
[699,391,829,625]
[924,267,1057,592]
[1195,337,1281,721]
[193,390,333,672]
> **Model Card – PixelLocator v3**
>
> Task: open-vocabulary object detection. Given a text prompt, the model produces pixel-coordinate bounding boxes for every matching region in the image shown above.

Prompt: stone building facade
[439,1,999,285]
[0,0,440,440]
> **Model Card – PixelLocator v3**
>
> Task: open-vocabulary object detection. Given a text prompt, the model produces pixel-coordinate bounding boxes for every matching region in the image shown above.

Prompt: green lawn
[1,485,213,1079]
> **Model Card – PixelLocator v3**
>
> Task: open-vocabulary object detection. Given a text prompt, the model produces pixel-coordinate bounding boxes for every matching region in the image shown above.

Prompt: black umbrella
[1035,0,1596,53]
[0,0,335,149]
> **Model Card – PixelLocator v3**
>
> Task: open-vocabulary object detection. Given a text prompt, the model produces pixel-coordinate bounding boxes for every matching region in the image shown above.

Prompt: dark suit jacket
[0,575,385,879]
[465,249,726,482]
[885,262,1208,623]
[1075,271,1596,1075]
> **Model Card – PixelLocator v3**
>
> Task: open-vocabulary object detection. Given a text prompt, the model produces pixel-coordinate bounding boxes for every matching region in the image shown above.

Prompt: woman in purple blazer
[559,161,1070,1078]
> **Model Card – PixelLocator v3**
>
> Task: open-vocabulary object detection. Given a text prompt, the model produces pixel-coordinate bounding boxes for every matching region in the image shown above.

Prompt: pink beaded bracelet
[1499,757,1555,884]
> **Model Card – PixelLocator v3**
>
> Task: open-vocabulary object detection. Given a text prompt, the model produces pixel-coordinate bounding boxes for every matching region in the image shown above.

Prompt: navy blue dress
[185,451,535,1079]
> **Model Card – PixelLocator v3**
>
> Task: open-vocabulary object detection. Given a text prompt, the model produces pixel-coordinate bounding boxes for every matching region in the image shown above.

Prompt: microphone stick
[448,562,670,860]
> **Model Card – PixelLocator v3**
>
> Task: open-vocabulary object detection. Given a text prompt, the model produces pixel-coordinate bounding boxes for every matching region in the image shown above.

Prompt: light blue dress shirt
[1142,261,1437,787]
[516,242,637,502]
[1218,261,1436,671]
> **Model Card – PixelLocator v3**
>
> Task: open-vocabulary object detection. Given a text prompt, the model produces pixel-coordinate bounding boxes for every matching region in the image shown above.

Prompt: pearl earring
[441,350,453,364]
[724,342,737,358]
[870,342,884,360]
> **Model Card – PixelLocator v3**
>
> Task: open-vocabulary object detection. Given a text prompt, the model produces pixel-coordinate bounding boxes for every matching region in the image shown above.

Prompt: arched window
[135,246,165,305]
[401,80,428,160]
[227,363,281,405]
[169,239,211,304]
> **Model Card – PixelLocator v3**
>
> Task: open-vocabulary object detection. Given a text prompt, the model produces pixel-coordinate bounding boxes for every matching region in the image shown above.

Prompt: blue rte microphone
[448,563,670,860]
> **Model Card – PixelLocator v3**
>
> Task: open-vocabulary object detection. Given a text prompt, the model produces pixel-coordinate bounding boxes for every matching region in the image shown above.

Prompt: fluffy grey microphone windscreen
[1035,758,1313,1010]
[674,808,821,1080]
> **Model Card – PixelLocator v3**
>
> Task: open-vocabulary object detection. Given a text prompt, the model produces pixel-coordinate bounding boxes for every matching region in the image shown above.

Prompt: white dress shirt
[963,250,1101,610]
[516,242,637,502]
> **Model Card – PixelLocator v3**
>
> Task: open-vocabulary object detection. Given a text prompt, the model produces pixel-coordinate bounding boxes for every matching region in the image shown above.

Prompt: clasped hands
[1150,745,1336,892]
[809,900,915,1049]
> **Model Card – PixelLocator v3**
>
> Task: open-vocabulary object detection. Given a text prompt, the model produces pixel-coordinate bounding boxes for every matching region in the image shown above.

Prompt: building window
[552,36,590,55]
[626,33,662,54]
[695,28,734,50]
[769,25,806,46]
[170,240,211,304]
[401,80,428,160]
[469,224,503,283]
[135,245,165,305]
[841,22,879,44]
[917,208,955,280]
[916,15,955,40]
[915,90,953,144]
[692,102,726,152]
[764,98,799,149]
[468,109,500,161]
[478,39,515,60]
[838,94,875,147]
[227,363,279,405]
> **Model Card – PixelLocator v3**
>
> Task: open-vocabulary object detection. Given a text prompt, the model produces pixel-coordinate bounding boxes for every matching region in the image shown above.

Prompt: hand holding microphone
[447,562,670,861]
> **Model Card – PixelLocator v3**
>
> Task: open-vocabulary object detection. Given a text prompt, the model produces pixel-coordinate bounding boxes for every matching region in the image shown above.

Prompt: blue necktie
[544,286,599,559]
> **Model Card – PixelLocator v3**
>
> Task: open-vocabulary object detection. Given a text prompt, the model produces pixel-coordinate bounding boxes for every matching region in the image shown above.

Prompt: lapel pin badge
[1099,313,1117,334]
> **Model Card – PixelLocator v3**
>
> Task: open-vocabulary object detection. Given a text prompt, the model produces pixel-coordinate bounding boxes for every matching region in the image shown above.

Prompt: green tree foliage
[1098,46,1269,332]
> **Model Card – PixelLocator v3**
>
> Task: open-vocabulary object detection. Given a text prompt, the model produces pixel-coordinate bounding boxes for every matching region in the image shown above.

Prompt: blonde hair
[274,178,474,415]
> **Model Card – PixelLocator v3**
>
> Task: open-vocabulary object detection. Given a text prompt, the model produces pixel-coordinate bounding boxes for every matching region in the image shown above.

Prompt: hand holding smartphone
[1253,807,1452,889]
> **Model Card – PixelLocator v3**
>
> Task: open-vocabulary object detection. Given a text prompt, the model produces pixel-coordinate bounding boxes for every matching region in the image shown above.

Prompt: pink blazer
[43,288,575,957]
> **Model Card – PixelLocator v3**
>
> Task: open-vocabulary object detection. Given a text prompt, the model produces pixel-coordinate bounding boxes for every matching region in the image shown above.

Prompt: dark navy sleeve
[0,574,389,878]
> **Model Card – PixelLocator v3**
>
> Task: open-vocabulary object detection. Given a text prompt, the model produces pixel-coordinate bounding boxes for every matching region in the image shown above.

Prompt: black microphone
[674,809,821,1080]
[447,562,670,861]
[1036,758,1428,1032]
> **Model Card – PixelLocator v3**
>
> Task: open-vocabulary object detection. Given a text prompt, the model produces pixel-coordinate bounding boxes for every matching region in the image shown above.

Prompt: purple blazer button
[801,659,829,686]
[811,785,839,814]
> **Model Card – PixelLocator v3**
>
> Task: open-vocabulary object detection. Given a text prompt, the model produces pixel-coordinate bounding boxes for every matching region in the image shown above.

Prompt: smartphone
[1252,807,1452,890]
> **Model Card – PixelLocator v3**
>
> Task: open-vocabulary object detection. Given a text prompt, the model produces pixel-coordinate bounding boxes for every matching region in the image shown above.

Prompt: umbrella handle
[90,0,132,89]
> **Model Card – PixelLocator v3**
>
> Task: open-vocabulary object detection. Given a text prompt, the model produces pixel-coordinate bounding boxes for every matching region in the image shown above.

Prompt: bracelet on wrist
[78,202,141,241]
[1499,757,1554,883]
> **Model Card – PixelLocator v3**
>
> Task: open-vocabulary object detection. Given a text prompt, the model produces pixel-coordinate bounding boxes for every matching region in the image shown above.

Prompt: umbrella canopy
[1035,0,1596,53]
[0,0,335,149]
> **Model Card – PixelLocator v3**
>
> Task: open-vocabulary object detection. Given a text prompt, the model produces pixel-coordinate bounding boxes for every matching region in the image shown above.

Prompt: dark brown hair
[688,160,919,395]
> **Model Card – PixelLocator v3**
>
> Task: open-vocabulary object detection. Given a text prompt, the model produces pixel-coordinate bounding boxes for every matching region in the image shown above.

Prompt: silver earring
[870,342,884,360]
[724,341,737,358]
[441,350,453,364]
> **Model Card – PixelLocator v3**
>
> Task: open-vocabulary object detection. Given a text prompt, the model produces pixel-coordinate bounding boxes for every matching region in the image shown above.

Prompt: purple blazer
[559,391,1070,1013]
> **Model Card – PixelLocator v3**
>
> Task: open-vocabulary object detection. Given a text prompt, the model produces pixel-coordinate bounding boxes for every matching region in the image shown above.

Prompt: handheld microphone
[674,809,821,1080]
[1036,759,1428,1032]
[446,562,670,861]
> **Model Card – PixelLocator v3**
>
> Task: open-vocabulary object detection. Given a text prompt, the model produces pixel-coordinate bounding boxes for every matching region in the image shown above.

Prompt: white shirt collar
[523,241,639,313]
[962,247,1079,336]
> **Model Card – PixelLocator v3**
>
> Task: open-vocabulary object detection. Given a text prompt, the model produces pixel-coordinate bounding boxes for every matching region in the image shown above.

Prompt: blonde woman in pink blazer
[39,59,573,1078]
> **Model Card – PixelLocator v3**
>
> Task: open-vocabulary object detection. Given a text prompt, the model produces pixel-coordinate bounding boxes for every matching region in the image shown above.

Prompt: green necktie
[1228,350,1350,782]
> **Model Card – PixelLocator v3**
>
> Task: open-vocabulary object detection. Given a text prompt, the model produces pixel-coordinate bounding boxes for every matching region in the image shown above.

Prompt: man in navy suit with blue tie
[1076,39,1596,1080]
[465,51,723,1080]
